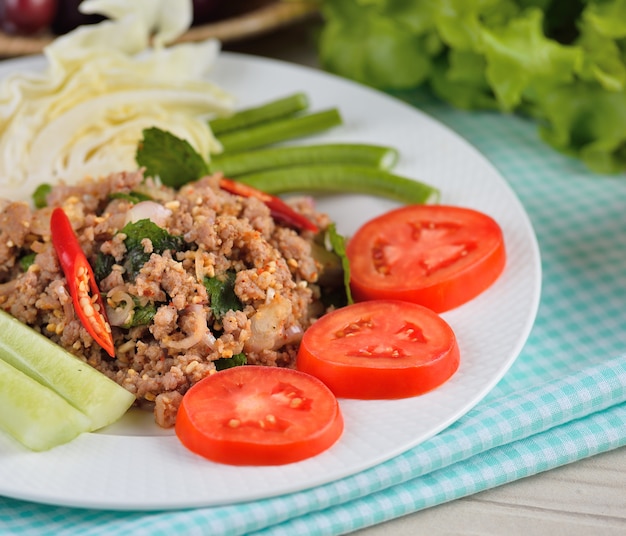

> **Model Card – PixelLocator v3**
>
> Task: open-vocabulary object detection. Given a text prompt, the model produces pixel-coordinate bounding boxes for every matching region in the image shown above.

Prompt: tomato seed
[290,397,302,408]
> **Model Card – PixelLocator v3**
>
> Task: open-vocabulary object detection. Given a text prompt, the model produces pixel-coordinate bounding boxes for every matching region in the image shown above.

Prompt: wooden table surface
[224,18,626,536]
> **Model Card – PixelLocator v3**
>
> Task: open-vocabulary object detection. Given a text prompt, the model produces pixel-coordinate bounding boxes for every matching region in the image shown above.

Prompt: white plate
[0,53,541,510]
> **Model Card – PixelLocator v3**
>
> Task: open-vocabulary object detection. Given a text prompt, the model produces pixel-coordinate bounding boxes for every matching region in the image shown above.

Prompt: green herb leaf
[326,223,353,305]
[120,219,185,280]
[19,252,36,272]
[109,191,153,203]
[214,353,247,371]
[136,127,209,188]
[203,270,243,319]
[125,299,157,328]
[94,253,116,282]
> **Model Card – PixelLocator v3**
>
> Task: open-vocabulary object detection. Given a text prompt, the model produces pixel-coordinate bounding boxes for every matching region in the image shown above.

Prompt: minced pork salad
[0,170,341,427]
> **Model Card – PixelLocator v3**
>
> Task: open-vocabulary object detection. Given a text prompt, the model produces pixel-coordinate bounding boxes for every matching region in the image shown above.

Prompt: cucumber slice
[0,309,135,431]
[0,358,91,451]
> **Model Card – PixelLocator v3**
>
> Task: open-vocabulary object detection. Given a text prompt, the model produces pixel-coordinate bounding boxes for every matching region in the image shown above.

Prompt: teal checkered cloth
[2,90,626,536]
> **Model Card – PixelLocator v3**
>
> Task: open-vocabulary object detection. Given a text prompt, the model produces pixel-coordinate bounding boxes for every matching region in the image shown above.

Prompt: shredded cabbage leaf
[0,0,234,201]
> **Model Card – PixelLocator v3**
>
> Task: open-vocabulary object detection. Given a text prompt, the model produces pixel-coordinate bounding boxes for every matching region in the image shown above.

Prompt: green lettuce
[315,0,626,174]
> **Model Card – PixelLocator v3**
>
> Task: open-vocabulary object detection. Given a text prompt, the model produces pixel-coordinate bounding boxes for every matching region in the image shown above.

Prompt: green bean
[208,143,399,176]
[208,92,309,135]
[237,164,440,205]
[216,109,343,154]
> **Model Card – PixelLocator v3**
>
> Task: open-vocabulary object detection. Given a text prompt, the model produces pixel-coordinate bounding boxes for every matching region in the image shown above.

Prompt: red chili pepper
[50,207,115,358]
[218,178,319,233]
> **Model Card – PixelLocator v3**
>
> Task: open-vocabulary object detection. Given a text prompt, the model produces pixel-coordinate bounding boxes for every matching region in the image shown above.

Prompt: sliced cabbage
[0,0,234,202]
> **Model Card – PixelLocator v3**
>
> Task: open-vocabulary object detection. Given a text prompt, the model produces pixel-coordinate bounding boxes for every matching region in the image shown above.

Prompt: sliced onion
[106,287,136,327]
[282,323,304,346]
[202,331,216,349]
[245,294,293,352]
[54,283,75,320]
[163,304,210,350]
[265,287,276,303]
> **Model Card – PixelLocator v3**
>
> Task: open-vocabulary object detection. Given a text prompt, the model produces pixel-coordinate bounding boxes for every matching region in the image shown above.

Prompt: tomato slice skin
[296,300,460,399]
[175,366,343,465]
[346,204,506,313]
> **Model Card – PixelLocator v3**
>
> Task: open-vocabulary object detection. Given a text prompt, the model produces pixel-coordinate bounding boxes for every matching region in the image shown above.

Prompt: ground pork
[0,171,341,427]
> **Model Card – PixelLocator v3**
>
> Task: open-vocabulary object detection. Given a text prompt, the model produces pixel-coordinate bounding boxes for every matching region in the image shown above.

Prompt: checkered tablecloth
[2,89,626,536]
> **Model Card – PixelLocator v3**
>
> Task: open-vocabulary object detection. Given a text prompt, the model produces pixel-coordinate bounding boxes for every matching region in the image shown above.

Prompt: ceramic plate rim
[0,52,541,511]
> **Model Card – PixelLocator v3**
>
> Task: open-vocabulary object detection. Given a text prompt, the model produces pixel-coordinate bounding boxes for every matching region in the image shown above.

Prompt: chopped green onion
[237,164,440,205]
[216,109,343,154]
[32,183,52,208]
[209,143,399,177]
[19,253,36,272]
[209,92,309,135]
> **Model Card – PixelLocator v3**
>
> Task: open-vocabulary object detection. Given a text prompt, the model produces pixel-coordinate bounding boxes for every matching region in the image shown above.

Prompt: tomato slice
[175,366,343,465]
[296,300,460,399]
[346,204,506,313]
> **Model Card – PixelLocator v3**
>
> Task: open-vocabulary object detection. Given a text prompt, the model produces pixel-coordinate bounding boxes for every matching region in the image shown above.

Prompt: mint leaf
[121,219,185,279]
[94,253,116,282]
[203,270,243,319]
[127,300,157,328]
[136,127,209,188]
